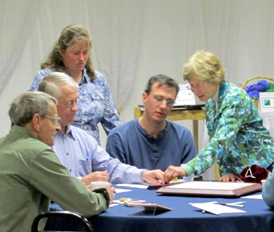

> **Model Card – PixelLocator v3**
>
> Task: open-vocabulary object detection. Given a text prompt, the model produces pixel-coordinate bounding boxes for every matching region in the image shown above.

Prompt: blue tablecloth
[48,184,274,232]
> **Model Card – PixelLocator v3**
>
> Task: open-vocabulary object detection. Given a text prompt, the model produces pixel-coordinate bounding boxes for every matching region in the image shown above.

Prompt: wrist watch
[93,188,110,207]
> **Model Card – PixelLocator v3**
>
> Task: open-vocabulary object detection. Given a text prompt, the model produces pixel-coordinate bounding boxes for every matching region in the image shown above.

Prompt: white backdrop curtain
[1,0,274,179]
[1,0,274,110]
[88,1,144,111]
[0,0,40,93]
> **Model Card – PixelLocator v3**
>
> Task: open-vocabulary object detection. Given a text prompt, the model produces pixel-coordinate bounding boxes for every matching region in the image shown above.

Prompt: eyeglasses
[59,99,77,108]
[44,116,61,126]
[152,95,175,108]
[186,82,207,91]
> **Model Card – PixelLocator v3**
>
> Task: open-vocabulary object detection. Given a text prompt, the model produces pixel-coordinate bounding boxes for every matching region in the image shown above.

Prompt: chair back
[31,211,93,232]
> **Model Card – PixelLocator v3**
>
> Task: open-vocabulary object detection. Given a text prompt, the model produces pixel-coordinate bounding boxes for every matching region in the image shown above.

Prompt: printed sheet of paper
[174,84,196,106]
[189,202,246,215]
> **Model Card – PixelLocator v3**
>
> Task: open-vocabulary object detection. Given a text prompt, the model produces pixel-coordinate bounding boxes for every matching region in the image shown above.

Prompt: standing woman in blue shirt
[28,24,120,144]
[164,50,274,182]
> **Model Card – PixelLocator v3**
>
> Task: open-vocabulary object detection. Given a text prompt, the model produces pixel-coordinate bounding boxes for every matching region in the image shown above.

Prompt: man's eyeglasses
[186,82,207,91]
[44,116,61,126]
[59,99,77,108]
[152,95,175,108]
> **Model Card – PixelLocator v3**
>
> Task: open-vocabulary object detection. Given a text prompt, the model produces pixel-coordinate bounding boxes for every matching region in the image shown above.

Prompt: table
[47,184,274,232]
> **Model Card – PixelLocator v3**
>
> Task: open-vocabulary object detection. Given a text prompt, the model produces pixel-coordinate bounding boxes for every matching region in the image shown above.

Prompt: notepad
[157,181,262,197]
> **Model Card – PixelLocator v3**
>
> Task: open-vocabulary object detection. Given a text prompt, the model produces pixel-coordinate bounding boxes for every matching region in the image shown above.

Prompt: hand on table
[82,170,109,185]
[219,173,242,182]
[101,182,116,205]
[164,165,187,183]
[87,181,115,205]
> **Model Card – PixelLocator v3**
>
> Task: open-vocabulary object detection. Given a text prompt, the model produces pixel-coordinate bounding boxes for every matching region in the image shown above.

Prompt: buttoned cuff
[130,169,146,183]
[140,169,148,182]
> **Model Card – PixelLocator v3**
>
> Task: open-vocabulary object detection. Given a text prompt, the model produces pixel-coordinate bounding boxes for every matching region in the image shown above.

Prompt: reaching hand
[219,173,242,182]
[142,169,165,185]
[82,170,109,185]
[164,165,187,183]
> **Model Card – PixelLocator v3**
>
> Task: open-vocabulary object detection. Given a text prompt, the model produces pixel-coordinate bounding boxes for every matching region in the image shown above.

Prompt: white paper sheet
[189,201,246,215]
[116,184,148,189]
[115,188,132,193]
[241,194,263,199]
[110,204,119,207]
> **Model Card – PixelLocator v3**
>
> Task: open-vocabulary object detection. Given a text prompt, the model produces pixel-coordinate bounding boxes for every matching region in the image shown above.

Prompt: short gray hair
[9,91,57,126]
[38,72,78,99]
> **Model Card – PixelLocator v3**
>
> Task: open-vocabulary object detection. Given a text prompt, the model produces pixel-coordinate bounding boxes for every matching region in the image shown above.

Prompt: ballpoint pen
[220,203,245,208]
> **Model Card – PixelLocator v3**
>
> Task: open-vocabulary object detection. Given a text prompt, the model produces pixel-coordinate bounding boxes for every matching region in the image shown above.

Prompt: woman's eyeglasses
[186,82,207,91]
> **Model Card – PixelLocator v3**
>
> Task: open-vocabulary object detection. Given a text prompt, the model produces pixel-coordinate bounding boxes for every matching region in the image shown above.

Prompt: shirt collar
[12,125,37,140]
[211,88,219,109]
[79,68,88,84]
[219,82,228,97]
[57,124,76,140]
[63,67,88,85]
[210,82,228,110]
[136,119,168,141]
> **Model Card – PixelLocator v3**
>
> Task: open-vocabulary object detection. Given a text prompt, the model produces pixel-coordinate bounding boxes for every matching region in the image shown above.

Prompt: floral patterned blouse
[182,82,274,176]
[28,68,121,144]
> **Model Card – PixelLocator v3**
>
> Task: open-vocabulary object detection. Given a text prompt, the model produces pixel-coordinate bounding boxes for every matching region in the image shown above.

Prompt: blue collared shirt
[28,68,121,144]
[52,125,144,183]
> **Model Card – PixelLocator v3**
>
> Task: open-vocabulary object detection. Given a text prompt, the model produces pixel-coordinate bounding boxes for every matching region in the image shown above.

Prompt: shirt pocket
[78,160,92,177]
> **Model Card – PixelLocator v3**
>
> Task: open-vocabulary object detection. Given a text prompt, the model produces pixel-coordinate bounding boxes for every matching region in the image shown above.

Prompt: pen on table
[220,203,245,208]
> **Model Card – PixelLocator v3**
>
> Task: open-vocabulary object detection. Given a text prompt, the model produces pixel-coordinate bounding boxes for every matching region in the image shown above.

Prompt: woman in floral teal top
[164,51,274,182]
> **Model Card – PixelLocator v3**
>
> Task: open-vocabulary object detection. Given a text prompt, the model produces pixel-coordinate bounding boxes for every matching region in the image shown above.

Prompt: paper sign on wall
[259,92,274,112]
[174,84,196,106]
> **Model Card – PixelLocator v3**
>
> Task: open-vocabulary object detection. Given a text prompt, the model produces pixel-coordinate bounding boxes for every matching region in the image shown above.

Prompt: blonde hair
[183,51,225,84]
